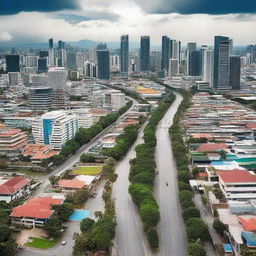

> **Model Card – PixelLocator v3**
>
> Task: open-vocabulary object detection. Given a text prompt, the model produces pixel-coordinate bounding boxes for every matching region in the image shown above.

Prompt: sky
[0,0,255,46]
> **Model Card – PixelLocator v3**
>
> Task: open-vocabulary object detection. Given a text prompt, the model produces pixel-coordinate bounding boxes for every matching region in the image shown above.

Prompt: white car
[61,241,66,245]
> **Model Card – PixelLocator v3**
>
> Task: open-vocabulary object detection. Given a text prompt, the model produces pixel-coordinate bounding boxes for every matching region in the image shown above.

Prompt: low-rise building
[58,179,86,193]
[218,170,256,201]
[23,144,58,166]
[0,127,28,157]
[0,177,31,203]
[10,197,62,227]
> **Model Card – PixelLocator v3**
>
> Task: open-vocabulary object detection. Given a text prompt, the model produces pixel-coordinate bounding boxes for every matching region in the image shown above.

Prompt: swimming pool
[69,210,89,221]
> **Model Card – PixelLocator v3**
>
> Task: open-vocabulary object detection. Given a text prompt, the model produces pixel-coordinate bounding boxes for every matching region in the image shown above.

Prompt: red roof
[239,217,256,231]
[197,143,227,152]
[246,123,256,130]
[218,170,256,183]
[58,179,86,189]
[192,133,213,139]
[10,197,62,219]
[0,177,30,195]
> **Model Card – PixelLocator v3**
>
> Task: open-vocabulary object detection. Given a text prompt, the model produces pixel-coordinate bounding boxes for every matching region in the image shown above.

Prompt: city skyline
[0,0,255,45]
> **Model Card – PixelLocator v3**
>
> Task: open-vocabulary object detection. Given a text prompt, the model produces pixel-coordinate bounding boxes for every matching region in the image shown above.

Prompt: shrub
[212,218,227,235]
[177,171,191,183]
[179,190,193,202]
[180,199,195,210]
[182,207,201,222]
[186,218,209,242]
[188,242,206,256]
[146,228,159,249]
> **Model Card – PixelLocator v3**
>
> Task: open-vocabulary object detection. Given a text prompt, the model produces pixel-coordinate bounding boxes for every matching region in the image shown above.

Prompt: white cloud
[0,31,12,42]
[0,7,255,46]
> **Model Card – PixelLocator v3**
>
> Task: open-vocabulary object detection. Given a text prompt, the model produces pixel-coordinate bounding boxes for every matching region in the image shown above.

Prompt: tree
[0,160,7,170]
[178,181,192,191]
[146,228,159,249]
[52,203,74,222]
[73,233,96,256]
[0,225,12,242]
[213,218,227,235]
[180,199,195,209]
[140,201,160,230]
[186,218,209,242]
[50,155,64,166]
[67,188,89,205]
[80,153,96,163]
[128,183,153,205]
[182,207,201,221]
[188,242,206,256]
[44,218,62,238]
[80,218,95,233]
[178,171,191,183]
[179,190,193,202]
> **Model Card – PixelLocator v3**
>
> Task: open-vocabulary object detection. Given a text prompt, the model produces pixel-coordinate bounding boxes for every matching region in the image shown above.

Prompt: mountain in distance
[0,39,160,50]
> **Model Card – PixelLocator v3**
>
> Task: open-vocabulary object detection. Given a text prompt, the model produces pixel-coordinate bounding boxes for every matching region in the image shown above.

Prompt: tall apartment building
[229,56,241,90]
[5,55,20,73]
[120,35,129,78]
[140,36,150,72]
[213,36,232,90]
[201,46,214,87]
[168,59,179,77]
[0,127,28,157]
[97,48,110,80]
[105,90,126,111]
[32,111,78,149]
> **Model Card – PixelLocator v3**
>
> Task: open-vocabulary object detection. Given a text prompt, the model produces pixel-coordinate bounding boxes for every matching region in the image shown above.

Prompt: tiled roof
[197,143,227,152]
[218,170,256,183]
[58,179,86,189]
[10,197,62,219]
[0,177,30,195]
[239,217,256,232]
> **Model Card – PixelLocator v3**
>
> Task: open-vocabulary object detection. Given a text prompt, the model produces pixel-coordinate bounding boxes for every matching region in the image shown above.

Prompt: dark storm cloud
[136,0,256,14]
[0,0,79,15]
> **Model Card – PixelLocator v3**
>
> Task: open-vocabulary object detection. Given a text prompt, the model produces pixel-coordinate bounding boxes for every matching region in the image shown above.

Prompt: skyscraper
[5,55,20,72]
[201,47,214,87]
[140,36,150,72]
[97,48,110,79]
[213,36,231,90]
[229,56,241,90]
[120,35,129,78]
[67,52,77,70]
[168,59,179,77]
[161,36,170,72]
[48,38,54,66]
[187,43,197,52]
[58,40,66,67]
[188,51,201,76]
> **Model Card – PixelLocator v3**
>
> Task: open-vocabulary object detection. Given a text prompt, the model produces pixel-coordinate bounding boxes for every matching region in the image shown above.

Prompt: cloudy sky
[0,0,255,46]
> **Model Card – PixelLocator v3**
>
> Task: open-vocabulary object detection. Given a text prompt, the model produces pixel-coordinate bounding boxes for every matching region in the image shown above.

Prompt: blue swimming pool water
[69,210,89,221]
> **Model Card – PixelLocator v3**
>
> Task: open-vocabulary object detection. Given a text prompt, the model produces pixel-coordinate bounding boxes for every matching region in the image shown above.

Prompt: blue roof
[242,231,256,246]
[223,244,232,253]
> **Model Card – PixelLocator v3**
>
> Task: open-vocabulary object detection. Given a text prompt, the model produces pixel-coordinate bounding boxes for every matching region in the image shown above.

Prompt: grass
[71,166,103,176]
[26,238,59,249]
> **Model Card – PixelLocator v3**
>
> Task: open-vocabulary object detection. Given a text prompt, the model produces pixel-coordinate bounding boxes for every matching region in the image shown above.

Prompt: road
[113,121,154,256]
[16,181,106,256]
[155,92,188,256]
[34,99,136,196]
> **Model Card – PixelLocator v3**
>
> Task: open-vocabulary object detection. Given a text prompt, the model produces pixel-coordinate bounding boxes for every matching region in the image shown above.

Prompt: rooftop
[218,170,256,183]
[0,177,30,195]
[58,179,86,189]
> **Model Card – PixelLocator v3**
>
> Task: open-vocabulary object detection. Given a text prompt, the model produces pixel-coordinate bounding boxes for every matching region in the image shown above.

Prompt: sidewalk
[193,192,220,256]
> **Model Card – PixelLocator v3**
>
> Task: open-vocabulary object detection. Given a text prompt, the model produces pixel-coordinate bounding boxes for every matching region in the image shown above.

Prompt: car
[61,241,66,245]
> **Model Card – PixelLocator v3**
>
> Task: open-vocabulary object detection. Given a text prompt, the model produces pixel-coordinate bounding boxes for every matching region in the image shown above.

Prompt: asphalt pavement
[155,93,188,256]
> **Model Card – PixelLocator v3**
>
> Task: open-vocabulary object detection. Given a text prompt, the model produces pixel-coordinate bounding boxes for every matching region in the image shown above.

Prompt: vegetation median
[128,94,176,250]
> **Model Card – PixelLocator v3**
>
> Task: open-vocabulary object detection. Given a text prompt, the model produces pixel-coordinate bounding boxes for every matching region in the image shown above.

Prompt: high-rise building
[5,55,20,73]
[140,36,150,72]
[97,48,110,80]
[38,58,48,73]
[29,87,53,110]
[25,56,38,67]
[120,35,129,78]
[201,47,214,87]
[170,40,181,63]
[31,74,48,87]
[229,56,241,90]
[188,51,201,76]
[161,36,170,72]
[48,67,68,89]
[58,40,66,67]
[8,72,22,86]
[105,90,126,111]
[213,36,231,90]
[67,52,77,70]
[39,51,49,58]
[187,43,197,52]
[32,110,78,149]
[150,51,161,72]
[48,38,54,66]
[168,59,179,77]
